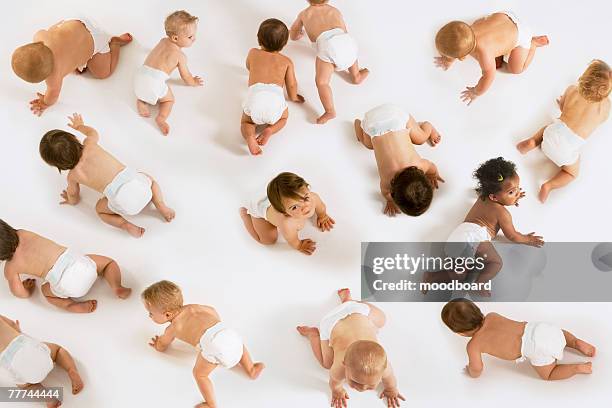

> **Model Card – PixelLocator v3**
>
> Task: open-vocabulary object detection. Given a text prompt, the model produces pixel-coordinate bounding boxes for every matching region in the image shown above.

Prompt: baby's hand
[192,76,204,86]
[298,239,316,255]
[331,387,349,408]
[460,86,478,105]
[380,388,406,408]
[67,113,85,130]
[384,201,400,217]
[427,174,445,189]
[148,335,164,351]
[30,93,49,116]
[317,214,335,232]
[23,279,36,297]
[292,94,305,103]
[60,190,79,205]
[515,189,526,206]
[434,56,453,70]
[525,232,544,248]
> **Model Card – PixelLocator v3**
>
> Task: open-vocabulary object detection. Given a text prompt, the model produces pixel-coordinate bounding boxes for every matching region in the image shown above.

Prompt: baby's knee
[95,198,108,213]
[260,234,278,246]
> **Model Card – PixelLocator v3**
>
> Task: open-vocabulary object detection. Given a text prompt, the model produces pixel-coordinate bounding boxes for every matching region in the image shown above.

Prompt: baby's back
[301,4,345,42]
[561,86,611,138]
[473,313,525,360]
[372,131,420,183]
[330,314,378,352]
[35,20,94,77]
[5,230,65,280]
[172,304,221,347]
[144,38,182,75]
[0,318,20,352]
[472,13,517,57]
[464,199,502,238]
[72,143,125,193]
[247,49,290,87]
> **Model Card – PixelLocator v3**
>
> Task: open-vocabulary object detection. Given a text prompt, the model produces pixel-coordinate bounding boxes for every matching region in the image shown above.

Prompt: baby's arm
[279,222,316,255]
[60,175,81,205]
[498,208,544,247]
[461,52,496,104]
[289,13,305,41]
[466,340,484,378]
[421,159,445,189]
[67,113,99,144]
[285,61,305,103]
[312,192,335,232]
[329,363,349,408]
[380,364,405,407]
[380,179,400,217]
[30,75,63,116]
[149,323,177,352]
[4,266,36,299]
[557,85,575,111]
[0,315,21,332]
[177,53,203,86]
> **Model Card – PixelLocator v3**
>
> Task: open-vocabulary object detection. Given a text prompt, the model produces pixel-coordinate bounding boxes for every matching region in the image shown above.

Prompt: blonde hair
[142,280,183,312]
[344,341,387,377]
[435,21,475,59]
[578,59,611,102]
[165,10,199,37]
[11,42,54,83]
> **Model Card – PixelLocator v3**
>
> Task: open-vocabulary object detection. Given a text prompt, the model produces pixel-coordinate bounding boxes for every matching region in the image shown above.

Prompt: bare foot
[115,287,132,299]
[575,339,596,357]
[429,130,442,146]
[137,100,151,117]
[158,205,176,222]
[194,403,212,408]
[517,138,537,154]
[110,33,133,46]
[337,288,352,303]
[246,136,263,155]
[68,369,84,394]
[296,326,319,338]
[352,68,370,84]
[155,117,170,136]
[538,183,551,203]
[576,362,592,374]
[67,300,97,313]
[47,399,62,408]
[248,362,265,380]
[354,119,362,141]
[317,111,336,125]
[532,36,549,47]
[256,127,274,146]
[122,223,145,238]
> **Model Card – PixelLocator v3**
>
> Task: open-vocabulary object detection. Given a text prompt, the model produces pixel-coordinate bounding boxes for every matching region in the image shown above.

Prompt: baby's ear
[488,193,498,202]
[171,35,179,42]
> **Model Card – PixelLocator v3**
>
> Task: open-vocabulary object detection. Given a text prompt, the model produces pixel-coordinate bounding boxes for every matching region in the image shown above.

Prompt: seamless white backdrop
[1,1,611,407]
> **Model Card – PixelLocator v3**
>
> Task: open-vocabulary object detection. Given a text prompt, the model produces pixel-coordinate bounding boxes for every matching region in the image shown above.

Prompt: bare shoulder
[3,260,17,278]
[466,337,482,352]
[278,52,293,66]
[197,304,220,319]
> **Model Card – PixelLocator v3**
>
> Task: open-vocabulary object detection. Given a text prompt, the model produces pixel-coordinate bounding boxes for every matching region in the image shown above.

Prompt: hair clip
[497,174,504,182]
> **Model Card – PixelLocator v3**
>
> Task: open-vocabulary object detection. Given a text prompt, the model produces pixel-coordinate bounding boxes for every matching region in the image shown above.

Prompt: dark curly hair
[473,157,517,200]
[0,219,19,261]
[390,167,433,216]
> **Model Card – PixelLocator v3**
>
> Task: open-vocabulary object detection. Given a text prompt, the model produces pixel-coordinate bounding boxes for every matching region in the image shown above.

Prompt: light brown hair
[165,10,199,37]
[441,298,484,334]
[39,130,83,171]
[435,21,475,59]
[11,42,54,83]
[141,280,183,312]
[257,18,289,52]
[0,219,19,261]
[390,167,433,216]
[344,340,387,377]
[578,59,611,102]
[308,0,329,4]
[267,172,309,215]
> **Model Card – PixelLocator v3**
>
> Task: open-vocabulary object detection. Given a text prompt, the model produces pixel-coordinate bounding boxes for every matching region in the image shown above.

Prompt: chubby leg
[517,126,546,154]
[296,326,333,369]
[241,113,262,155]
[148,176,175,222]
[539,160,580,203]
[471,242,503,297]
[86,33,133,79]
[96,198,145,238]
[354,119,373,149]
[337,288,386,328]
[315,58,336,124]
[257,108,288,146]
[193,354,218,408]
[407,116,441,146]
[46,343,84,395]
[563,330,596,357]
[156,87,174,136]
[41,283,97,313]
[532,361,592,380]
[507,36,549,74]
[238,346,265,379]
[87,255,131,299]
[347,60,369,85]
[239,208,278,244]
[136,99,151,118]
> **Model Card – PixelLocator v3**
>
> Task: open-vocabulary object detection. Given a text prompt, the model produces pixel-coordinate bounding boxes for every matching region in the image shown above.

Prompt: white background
[1,0,611,407]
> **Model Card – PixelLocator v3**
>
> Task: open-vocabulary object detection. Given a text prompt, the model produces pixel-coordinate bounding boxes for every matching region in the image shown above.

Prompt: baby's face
[492,174,521,206]
[282,187,313,218]
[145,303,169,324]
[345,368,381,392]
[173,24,197,48]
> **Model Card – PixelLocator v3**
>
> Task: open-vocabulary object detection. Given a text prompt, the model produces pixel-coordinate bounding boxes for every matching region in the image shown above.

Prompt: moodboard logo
[360,242,612,302]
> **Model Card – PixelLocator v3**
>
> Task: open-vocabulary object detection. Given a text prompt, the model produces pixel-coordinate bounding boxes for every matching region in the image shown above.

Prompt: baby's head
[11,42,54,83]
[39,130,83,172]
[441,298,484,336]
[142,280,184,324]
[435,21,475,60]
[0,219,19,261]
[578,59,611,103]
[165,10,199,48]
[390,167,433,216]
[308,0,329,4]
[343,340,387,392]
[474,157,520,206]
[257,18,289,52]
[267,172,313,218]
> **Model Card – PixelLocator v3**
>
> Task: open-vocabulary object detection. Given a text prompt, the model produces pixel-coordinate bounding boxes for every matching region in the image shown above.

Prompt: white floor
[1,0,611,407]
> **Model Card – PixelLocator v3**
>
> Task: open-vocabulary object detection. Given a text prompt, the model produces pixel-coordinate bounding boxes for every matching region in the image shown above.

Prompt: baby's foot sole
[429,133,442,146]
[46,399,62,408]
[111,33,133,46]
[115,287,132,299]
[123,223,145,238]
[246,138,263,155]
[516,139,536,154]
[337,288,352,302]
[137,100,151,117]
[67,300,97,313]
[256,128,273,146]
[575,339,596,357]
[155,118,170,135]
[353,68,370,85]
[296,326,319,337]
[159,207,176,222]
[532,36,549,47]
[68,369,84,394]
[249,362,265,380]
[538,184,551,203]
[316,112,336,124]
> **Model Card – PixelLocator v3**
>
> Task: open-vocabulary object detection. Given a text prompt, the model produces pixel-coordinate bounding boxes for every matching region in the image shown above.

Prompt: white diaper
[242,83,288,125]
[103,168,153,216]
[46,249,97,299]
[134,65,170,105]
[246,195,271,221]
[315,28,358,71]
[319,301,371,341]
[500,11,533,62]
[198,322,244,368]
[65,17,112,71]
[517,322,566,366]
[0,335,53,385]
[361,104,410,138]
[541,119,585,167]
[445,222,491,258]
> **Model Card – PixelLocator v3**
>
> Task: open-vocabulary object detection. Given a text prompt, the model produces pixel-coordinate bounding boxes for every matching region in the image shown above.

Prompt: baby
[142,280,264,408]
[354,104,443,217]
[1,219,130,313]
[134,10,203,135]
[239,172,334,255]
[12,18,132,116]
[517,60,611,202]
[441,298,596,380]
[242,18,305,155]
[39,113,175,238]
[434,12,548,104]
[290,0,369,124]
[297,288,404,408]
[0,314,83,407]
